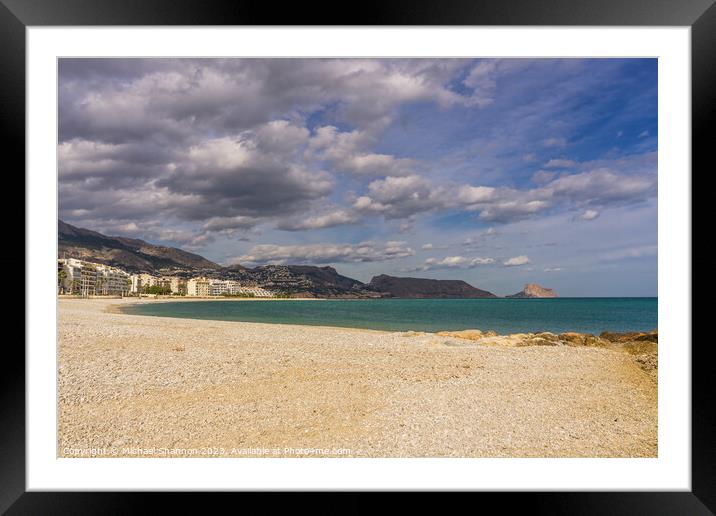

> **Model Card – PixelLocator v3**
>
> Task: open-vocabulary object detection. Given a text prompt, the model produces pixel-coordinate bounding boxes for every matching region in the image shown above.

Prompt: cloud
[545,169,656,206]
[638,130,649,138]
[544,267,563,272]
[542,137,567,148]
[602,245,657,261]
[58,58,485,241]
[232,241,415,266]
[353,175,447,219]
[531,170,557,184]
[308,125,418,177]
[276,209,359,231]
[57,57,658,288]
[350,165,655,225]
[59,58,473,145]
[462,59,533,107]
[409,255,495,271]
[202,216,260,232]
[421,243,434,250]
[579,209,600,221]
[544,158,576,168]
[503,255,530,267]
[398,221,414,233]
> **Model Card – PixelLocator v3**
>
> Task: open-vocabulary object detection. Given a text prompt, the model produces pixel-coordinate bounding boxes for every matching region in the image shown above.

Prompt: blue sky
[58,58,657,296]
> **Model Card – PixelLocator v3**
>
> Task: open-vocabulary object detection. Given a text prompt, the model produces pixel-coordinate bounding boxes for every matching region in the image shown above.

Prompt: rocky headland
[507,283,558,298]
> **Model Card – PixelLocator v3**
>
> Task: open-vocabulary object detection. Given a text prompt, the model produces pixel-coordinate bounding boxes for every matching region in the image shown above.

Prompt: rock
[558,333,609,348]
[634,351,658,380]
[402,331,425,337]
[609,340,658,355]
[436,329,485,341]
[520,332,562,346]
[600,330,658,343]
[506,284,558,298]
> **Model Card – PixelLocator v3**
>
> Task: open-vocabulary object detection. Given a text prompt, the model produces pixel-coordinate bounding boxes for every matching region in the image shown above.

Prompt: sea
[122,297,658,335]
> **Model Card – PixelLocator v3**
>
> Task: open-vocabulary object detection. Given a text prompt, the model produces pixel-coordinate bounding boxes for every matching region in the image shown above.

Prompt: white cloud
[503,255,530,267]
[579,209,600,221]
[276,210,359,231]
[233,241,415,265]
[308,125,417,177]
[203,215,260,232]
[542,137,567,148]
[410,255,495,271]
[544,158,576,168]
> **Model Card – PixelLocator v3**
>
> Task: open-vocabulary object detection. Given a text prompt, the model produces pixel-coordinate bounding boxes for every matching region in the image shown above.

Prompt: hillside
[58,221,499,298]
[58,220,220,273]
[367,274,497,299]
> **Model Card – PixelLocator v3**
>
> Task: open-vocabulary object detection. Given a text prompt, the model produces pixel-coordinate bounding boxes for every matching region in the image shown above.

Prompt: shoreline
[109,295,657,338]
[58,297,657,458]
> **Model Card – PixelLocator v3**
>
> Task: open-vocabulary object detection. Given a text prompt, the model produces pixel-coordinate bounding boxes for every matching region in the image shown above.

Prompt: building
[168,276,187,295]
[95,264,131,296]
[187,277,211,297]
[205,279,275,297]
[238,285,274,298]
[130,273,159,294]
[58,258,129,296]
[58,258,96,297]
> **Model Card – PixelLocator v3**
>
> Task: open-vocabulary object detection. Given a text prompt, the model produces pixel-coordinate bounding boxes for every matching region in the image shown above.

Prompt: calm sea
[122,297,657,335]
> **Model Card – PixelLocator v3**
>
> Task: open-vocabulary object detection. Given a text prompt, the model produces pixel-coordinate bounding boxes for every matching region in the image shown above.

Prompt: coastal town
[57,257,275,298]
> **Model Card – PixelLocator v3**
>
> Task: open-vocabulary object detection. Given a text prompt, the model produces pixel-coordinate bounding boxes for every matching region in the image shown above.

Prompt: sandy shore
[58,297,657,457]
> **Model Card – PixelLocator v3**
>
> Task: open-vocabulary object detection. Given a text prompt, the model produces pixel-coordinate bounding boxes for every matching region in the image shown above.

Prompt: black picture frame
[2,0,709,512]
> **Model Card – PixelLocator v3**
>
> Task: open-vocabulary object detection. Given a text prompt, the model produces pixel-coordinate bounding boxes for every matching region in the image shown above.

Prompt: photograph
[56,57,659,459]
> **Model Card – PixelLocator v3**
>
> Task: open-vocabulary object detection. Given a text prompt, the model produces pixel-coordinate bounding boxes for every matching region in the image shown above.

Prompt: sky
[58,58,658,297]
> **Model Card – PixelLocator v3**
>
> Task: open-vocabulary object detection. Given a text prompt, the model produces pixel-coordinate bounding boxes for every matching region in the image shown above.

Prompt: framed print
[4,0,711,511]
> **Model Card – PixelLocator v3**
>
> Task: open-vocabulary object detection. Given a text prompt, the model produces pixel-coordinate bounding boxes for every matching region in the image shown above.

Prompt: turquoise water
[123,298,657,335]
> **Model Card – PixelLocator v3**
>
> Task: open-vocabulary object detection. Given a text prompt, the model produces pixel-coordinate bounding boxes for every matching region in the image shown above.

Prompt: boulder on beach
[600,330,658,343]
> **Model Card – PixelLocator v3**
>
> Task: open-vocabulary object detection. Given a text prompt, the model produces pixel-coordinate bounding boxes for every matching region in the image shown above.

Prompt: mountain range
[58,220,555,299]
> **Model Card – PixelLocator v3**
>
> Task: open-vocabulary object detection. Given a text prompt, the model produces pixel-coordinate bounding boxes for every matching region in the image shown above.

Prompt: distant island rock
[506,283,558,298]
[367,274,497,299]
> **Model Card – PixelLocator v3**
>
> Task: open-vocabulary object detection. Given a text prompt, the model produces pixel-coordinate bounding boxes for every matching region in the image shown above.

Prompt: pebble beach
[58,297,657,458]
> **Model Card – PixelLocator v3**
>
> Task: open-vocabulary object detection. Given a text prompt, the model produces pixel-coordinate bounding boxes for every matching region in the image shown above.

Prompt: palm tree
[58,269,67,294]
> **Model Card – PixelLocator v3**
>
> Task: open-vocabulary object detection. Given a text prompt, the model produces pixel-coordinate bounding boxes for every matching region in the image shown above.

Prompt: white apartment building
[155,276,186,294]
[95,264,131,296]
[206,279,275,297]
[58,258,129,296]
[209,279,230,296]
[187,277,211,297]
[130,273,159,294]
[168,276,187,295]
[238,286,274,298]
